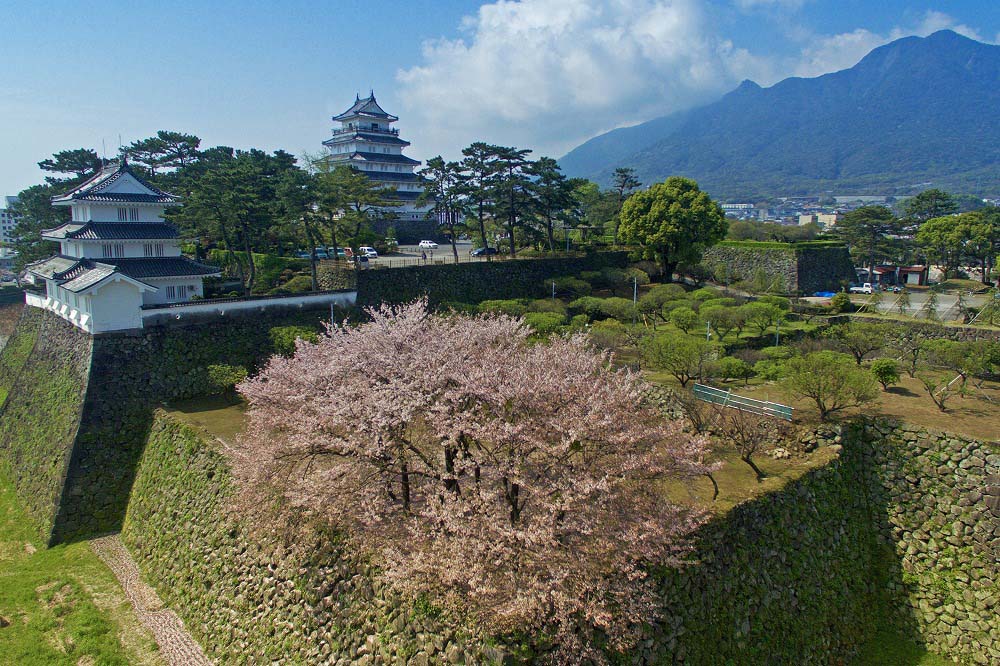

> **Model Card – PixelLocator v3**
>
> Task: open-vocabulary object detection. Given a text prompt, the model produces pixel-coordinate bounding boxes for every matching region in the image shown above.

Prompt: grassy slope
[0,475,162,666]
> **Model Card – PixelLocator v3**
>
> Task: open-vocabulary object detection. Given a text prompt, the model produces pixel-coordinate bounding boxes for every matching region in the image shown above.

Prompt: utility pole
[632,276,638,326]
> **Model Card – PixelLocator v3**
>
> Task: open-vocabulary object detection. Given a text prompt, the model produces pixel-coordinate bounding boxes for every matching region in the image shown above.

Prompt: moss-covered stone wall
[356,252,629,307]
[49,309,332,544]
[0,307,334,545]
[119,408,998,664]
[0,307,92,540]
[703,243,855,295]
[121,412,494,665]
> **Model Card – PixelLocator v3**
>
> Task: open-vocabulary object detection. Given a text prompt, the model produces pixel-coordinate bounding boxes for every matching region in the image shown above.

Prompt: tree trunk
[449,210,459,263]
[742,454,766,482]
[240,224,257,295]
[546,213,555,252]
[477,201,489,251]
[661,258,678,283]
[704,472,719,501]
[400,462,411,511]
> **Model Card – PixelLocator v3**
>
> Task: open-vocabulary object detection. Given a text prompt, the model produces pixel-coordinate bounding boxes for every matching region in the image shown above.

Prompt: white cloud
[793,10,989,79]
[733,0,807,10]
[397,0,770,160]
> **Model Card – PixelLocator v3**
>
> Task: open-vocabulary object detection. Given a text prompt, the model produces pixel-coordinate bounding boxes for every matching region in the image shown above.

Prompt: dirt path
[90,535,213,666]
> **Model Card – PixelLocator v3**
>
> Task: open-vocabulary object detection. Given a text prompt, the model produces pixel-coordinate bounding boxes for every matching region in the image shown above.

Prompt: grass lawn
[167,394,247,443]
[733,372,999,442]
[0,475,162,665]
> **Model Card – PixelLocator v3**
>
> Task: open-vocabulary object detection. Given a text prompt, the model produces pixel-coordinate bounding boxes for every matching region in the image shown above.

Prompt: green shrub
[528,299,568,316]
[753,359,787,381]
[670,306,700,333]
[477,299,528,317]
[568,314,589,330]
[870,358,900,391]
[568,296,607,319]
[700,297,738,310]
[758,295,792,311]
[716,356,754,384]
[690,287,721,302]
[269,275,313,295]
[829,292,853,313]
[206,364,248,394]
[438,301,476,314]
[589,319,629,350]
[760,345,795,361]
[545,276,592,298]
[523,312,567,336]
[599,297,638,322]
[269,326,321,357]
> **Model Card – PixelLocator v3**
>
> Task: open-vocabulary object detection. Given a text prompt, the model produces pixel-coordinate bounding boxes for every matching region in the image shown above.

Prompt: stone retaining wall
[356,252,629,307]
[703,243,855,295]
[119,403,998,664]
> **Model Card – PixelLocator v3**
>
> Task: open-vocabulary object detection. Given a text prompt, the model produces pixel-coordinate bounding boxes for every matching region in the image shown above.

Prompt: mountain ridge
[559,30,1000,199]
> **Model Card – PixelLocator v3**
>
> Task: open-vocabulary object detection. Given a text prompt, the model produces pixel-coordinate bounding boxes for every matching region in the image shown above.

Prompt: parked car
[358,246,378,259]
[325,247,347,259]
[294,250,311,259]
[849,282,875,294]
[470,247,498,257]
[418,240,439,249]
[313,248,330,260]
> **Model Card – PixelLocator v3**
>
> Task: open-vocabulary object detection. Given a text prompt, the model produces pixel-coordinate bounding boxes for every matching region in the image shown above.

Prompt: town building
[322,92,430,224]
[24,158,219,332]
[1,196,18,245]
[798,213,842,229]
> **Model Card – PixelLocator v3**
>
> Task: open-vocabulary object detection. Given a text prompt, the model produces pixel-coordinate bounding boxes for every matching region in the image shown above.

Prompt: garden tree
[234,301,712,661]
[571,179,620,240]
[902,188,958,225]
[177,149,298,293]
[887,327,921,377]
[127,130,202,175]
[37,148,103,184]
[491,146,535,256]
[728,219,819,243]
[916,214,972,278]
[274,167,324,289]
[823,321,892,365]
[618,176,727,282]
[963,208,1000,284]
[741,301,785,337]
[459,142,503,251]
[325,163,400,240]
[716,356,753,385]
[870,358,900,391]
[920,339,990,389]
[701,304,743,341]
[638,283,686,324]
[918,373,961,412]
[6,184,67,269]
[611,167,641,241]
[921,290,940,320]
[529,157,576,251]
[782,351,878,421]
[669,306,700,333]
[834,205,899,275]
[715,408,780,482]
[641,334,718,387]
[418,156,466,261]
[895,288,912,317]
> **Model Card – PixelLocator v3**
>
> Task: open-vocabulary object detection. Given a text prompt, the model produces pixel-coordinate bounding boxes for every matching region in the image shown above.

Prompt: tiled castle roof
[42,222,179,241]
[332,93,398,122]
[51,159,178,205]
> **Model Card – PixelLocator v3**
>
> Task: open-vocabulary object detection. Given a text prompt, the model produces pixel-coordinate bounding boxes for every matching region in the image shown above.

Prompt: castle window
[166,285,176,299]
[143,243,164,257]
[117,208,127,221]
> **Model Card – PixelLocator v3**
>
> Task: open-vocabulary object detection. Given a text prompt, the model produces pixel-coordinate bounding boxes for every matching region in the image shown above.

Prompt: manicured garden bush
[477,299,529,317]
[545,276,592,298]
[669,306,700,333]
[870,358,900,391]
[269,326,321,357]
[206,364,248,395]
[523,312,567,336]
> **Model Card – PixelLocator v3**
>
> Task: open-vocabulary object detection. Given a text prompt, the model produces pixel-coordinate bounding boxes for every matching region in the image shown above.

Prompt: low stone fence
[140,290,356,328]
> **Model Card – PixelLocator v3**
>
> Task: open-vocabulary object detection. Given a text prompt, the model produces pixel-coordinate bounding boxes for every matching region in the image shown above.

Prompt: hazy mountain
[559,30,1000,199]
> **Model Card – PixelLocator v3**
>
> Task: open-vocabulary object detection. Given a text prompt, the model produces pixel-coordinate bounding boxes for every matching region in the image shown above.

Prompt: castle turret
[25,158,219,332]
[322,92,430,223]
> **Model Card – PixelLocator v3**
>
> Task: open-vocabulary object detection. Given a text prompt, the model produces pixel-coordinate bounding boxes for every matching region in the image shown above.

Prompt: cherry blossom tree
[232,300,713,662]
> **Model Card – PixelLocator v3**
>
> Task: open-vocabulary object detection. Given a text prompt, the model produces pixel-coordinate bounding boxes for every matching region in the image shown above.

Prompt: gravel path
[90,535,213,666]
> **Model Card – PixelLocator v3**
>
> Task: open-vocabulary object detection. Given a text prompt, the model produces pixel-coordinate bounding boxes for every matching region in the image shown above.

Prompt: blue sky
[1,0,997,194]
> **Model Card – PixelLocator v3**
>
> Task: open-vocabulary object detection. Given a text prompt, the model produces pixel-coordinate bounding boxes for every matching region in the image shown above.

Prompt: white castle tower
[322,92,430,223]
[25,158,219,332]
